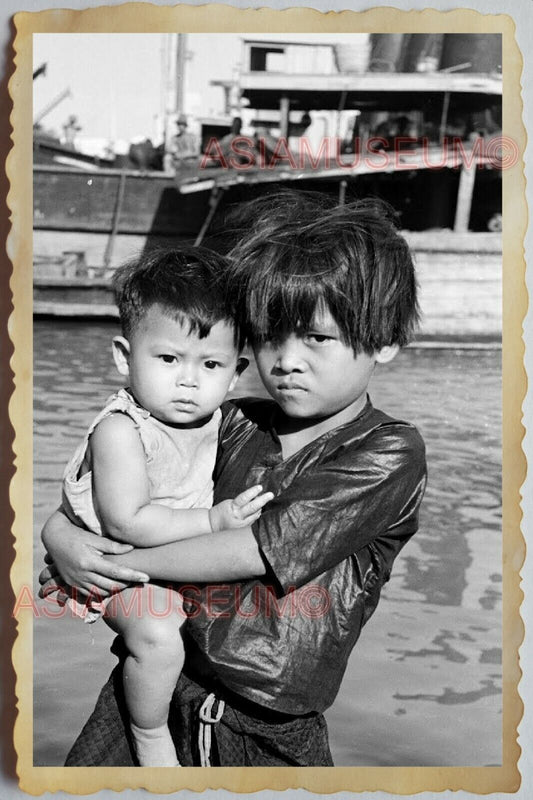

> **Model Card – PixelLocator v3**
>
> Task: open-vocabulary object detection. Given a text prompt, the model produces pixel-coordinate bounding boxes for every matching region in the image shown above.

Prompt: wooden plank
[404,231,501,254]
[34,301,118,317]
[177,149,498,193]
[240,70,502,96]
[279,95,290,139]
[454,161,477,232]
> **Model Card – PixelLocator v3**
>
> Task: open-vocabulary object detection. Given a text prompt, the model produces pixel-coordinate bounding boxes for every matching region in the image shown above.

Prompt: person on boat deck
[165,113,198,172]
[40,191,427,767]
[215,116,254,167]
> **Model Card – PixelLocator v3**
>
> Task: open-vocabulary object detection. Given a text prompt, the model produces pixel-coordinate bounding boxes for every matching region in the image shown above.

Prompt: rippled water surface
[33,320,502,766]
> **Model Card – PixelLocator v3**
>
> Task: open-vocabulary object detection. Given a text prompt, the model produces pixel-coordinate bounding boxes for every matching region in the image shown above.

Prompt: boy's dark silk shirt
[183,397,427,716]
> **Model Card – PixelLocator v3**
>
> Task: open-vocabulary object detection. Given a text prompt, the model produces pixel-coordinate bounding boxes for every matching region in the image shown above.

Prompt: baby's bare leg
[104,583,185,766]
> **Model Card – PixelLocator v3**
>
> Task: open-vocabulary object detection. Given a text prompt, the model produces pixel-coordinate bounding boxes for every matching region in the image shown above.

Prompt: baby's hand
[208,485,274,532]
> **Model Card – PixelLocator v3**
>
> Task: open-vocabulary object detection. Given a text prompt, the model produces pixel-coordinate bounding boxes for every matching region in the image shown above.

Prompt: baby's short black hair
[112,245,242,348]
[228,191,419,354]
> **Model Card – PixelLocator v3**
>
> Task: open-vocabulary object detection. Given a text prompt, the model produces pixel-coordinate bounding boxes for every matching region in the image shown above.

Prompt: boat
[33,34,503,342]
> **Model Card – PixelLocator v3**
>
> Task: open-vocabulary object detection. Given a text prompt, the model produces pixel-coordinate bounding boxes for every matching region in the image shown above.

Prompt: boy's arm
[39,510,265,597]
[40,423,424,592]
[249,425,427,593]
[103,426,425,586]
[105,527,266,582]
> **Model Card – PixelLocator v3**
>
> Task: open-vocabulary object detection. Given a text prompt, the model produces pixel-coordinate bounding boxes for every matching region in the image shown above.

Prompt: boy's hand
[39,510,150,599]
[208,485,274,532]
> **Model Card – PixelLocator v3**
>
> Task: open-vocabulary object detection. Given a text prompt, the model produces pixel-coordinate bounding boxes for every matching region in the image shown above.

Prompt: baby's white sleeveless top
[62,388,220,536]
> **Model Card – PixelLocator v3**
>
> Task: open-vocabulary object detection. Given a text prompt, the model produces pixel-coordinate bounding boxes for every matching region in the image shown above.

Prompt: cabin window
[250,46,285,72]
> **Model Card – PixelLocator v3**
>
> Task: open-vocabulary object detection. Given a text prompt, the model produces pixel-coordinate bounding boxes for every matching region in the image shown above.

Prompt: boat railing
[34,252,115,283]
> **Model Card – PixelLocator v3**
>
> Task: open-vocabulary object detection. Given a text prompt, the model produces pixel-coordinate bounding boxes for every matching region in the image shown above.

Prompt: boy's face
[253,306,396,427]
[113,304,245,427]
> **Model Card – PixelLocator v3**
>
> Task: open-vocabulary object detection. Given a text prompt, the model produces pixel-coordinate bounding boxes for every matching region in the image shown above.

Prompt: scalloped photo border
[7,3,526,794]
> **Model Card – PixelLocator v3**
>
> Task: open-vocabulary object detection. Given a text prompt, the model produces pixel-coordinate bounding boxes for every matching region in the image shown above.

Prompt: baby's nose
[177,364,199,387]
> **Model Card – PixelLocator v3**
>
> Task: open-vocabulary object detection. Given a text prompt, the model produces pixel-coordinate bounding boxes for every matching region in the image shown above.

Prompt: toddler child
[56,246,272,766]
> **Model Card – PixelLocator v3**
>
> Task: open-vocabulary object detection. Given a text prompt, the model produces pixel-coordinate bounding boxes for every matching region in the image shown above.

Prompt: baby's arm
[90,414,271,547]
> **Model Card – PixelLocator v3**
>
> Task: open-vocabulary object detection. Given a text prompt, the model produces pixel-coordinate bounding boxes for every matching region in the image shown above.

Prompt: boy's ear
[375,344,399,364]
[228,356,249,392]
[112,336,131,377]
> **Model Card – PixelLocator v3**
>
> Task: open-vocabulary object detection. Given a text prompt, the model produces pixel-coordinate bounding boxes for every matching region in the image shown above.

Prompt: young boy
[40,192,427,766]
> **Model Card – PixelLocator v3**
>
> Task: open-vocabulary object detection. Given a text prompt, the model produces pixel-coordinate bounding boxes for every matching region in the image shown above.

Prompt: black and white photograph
[6,7,523,794]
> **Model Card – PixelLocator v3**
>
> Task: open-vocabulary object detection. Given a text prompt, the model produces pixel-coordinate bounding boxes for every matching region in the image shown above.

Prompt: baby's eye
[204,360,221,370]
[159,354,177,364]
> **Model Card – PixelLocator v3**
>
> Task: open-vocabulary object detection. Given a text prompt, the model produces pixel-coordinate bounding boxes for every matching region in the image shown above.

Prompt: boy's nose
[274,337,305,372]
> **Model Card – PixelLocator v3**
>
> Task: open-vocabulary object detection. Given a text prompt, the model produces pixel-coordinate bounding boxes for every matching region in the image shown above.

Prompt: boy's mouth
[277,383,307,393]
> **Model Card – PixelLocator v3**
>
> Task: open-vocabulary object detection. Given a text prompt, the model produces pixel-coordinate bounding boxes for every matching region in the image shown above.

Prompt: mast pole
[176,33,187,116]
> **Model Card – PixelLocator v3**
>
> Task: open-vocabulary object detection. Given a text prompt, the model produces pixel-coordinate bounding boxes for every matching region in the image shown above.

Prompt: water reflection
[33,321,502,766]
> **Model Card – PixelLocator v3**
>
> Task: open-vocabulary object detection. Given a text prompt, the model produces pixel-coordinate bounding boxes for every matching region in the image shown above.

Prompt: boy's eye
[305,334,332,344]
[204,360,221,370]
[159,354,177,364]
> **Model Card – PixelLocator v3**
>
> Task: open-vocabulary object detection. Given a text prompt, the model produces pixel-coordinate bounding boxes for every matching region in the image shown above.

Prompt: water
[32,320,502,766]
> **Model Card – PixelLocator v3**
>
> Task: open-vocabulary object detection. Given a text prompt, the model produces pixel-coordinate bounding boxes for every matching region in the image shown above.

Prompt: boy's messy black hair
[228,191,419,354]
[112,245,243,348]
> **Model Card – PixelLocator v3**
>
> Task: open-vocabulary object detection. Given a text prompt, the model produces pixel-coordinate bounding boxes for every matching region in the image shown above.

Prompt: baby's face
[119,305,242,427]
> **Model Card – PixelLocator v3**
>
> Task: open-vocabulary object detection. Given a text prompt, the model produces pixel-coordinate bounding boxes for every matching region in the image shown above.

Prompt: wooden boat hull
[34,231,502,341]
[33,162,502,340]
